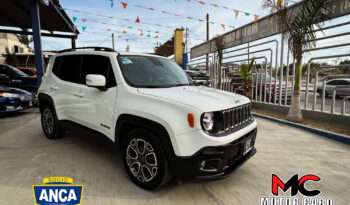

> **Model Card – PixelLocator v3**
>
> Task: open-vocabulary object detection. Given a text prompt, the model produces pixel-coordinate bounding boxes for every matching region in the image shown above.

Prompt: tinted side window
[52,55,81,84]
[339,80,350,85]
[52,56,62,77]
[327,80,338,85]
[81,55,116,88]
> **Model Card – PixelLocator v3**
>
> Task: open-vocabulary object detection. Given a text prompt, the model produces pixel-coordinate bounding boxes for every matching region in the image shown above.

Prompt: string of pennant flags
[71,16,172,36]
[60,0,259,33]
[183,0,260,23]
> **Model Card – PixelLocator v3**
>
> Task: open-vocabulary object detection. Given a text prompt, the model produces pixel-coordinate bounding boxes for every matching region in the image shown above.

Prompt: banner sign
[190,0,350,59]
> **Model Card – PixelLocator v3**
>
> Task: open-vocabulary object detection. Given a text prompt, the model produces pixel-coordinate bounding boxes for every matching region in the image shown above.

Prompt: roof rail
[58,47,117,53]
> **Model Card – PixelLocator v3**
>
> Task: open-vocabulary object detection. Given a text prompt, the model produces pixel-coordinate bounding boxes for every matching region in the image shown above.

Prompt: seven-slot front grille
[222,104,252,131]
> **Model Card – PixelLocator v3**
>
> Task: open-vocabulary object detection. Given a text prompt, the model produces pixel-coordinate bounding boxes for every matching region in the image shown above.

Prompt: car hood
[138,86,250,111]
[0,86,31,95]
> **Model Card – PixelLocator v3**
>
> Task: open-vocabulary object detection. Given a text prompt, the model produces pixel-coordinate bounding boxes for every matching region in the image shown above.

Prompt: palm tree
[214,35,224,89]
[263,0,333,122]
[240,59,255,100]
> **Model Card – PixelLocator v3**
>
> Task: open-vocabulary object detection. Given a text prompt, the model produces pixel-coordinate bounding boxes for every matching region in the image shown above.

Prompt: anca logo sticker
[33,177,83,205]
[272,174,321,196]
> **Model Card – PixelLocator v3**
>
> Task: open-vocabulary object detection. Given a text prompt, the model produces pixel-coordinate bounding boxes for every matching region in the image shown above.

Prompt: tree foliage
[16,34,33,45]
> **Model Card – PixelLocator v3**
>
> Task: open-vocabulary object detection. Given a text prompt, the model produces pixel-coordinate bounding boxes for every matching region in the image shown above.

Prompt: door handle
[74,91,84,97]
[50,86,58,91]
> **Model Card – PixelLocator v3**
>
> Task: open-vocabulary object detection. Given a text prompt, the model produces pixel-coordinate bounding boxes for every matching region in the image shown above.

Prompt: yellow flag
[277,0,283,7]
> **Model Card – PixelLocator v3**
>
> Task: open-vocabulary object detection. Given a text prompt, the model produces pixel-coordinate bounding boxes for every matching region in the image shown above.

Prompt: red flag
[135,16,140,23]
[198,1,205,5]
[121,2,128,9]
[155,35,159,39]
[221,24,225,30]
[254,15,259,23]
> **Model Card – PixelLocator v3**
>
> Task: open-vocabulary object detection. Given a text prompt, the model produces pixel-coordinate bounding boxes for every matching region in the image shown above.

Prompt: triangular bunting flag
[221,24,225,30]
[72,17,77,22]
[82,18,87,23]
[121,2,128,9]
[254,15,259,23]
[211,4,218,7]
[245,12,250,16]
[135,16,140,23]
[155,35,159,39]
[110,0,114,8]
[234,10,239,19]
[122,30,127,34]
[198,1,205,5]
[147,34,151,37]
[59,7,66,11]
[82,27,86,32]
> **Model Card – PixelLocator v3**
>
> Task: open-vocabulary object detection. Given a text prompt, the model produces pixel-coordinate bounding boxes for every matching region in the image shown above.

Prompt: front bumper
[0,97,33,112]
[171,128,257,180]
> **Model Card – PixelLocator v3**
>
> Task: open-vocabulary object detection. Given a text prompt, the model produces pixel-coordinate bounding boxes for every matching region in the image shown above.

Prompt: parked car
[0,86,33,112]
[228,72,292,104]
[185,70,211,86]
[0,64,38,105]
[38,47,257,190]
[317,78,350,98]
[17,67,37,77]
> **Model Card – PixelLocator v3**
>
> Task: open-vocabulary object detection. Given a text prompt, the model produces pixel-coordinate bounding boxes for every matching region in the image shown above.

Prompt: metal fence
[188,20,350,116]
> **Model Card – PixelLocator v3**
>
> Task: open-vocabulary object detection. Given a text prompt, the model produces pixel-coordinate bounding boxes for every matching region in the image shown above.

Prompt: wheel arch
[115,114,177,172]
[38,93,55,112]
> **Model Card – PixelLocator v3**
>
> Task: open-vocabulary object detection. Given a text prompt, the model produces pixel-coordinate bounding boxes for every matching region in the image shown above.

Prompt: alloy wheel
[126,138,158,182]
[42,108,54,135]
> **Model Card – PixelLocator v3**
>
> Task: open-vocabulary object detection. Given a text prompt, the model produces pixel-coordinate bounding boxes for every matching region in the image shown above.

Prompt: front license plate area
[243,138,253,156]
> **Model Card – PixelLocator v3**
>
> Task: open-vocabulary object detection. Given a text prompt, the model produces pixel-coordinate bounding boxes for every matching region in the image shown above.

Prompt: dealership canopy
[0,0,78,86]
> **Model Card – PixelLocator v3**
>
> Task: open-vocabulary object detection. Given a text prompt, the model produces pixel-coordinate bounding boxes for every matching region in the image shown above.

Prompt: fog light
[199,159,221,172]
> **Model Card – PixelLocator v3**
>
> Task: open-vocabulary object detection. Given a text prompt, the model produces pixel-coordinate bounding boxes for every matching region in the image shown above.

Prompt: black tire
[40,105,65,139]
[120,128,172,190]
[325,91,329,98]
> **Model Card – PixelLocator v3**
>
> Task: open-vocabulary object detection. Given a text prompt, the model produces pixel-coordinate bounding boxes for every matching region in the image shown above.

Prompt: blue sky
[38,0,350,65]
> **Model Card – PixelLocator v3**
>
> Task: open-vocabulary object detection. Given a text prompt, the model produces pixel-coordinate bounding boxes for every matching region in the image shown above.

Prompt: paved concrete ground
[0,109,349,205]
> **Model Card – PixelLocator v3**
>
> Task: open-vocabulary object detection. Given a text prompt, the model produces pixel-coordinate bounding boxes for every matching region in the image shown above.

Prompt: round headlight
[202,112,214,131]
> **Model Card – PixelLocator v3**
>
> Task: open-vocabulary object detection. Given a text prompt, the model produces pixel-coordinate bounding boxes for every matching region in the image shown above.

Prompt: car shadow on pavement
[57,123,179,198]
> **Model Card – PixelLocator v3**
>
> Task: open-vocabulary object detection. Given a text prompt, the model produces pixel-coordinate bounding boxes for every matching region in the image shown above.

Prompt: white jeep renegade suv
[38,47,257,190]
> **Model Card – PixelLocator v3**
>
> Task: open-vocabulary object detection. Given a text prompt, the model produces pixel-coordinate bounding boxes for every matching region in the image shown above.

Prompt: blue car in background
[0,86,33,112]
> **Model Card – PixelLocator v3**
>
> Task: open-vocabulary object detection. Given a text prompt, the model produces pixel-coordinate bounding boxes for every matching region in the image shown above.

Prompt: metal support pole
[312,71,318,111]
[71,37,76,49]
[279,33,285,105]
[112,33,115,50]
[285,45,290,106]
[331,90,336,114]
[292,58,296,93]
[247,42,250,64]
[30,0,45,87]
[342,97,349,115]
[321,80,326,112]
[206,13,209,73]
[274,39,279,104]
[305,63,310,109]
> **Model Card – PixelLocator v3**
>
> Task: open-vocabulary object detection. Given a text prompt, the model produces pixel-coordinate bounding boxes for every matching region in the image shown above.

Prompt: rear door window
[80,55,116,88]
[52,55,81,84]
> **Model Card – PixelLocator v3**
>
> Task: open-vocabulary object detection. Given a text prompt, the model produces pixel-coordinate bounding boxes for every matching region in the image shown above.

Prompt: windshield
[117,55,193,88]
[253,73,276,82]
[6,65,28,77]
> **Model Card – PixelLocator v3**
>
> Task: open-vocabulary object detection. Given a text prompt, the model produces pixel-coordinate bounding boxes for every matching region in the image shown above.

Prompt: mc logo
[272,174,321,197]
[33,177,83,205]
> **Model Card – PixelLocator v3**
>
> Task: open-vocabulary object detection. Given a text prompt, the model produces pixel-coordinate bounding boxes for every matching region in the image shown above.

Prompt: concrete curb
[252,112,350,146]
